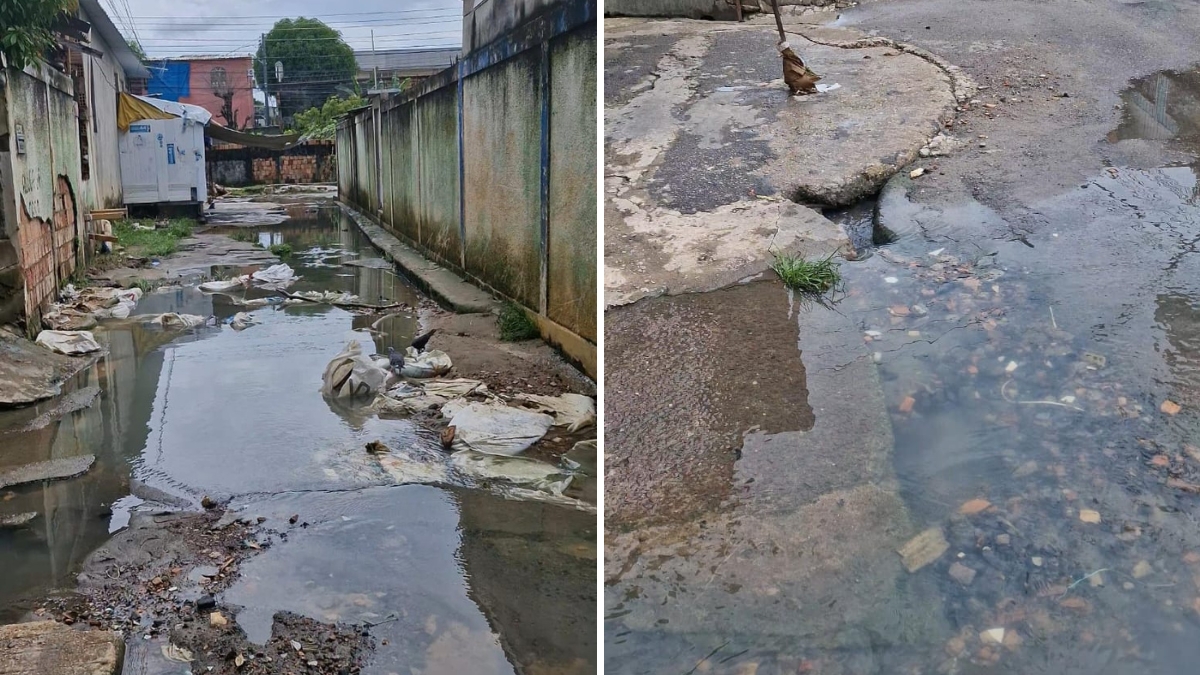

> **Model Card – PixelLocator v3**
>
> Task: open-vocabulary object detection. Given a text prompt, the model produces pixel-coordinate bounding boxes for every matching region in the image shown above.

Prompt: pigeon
[387,346,404,374]
[410,329,437,353]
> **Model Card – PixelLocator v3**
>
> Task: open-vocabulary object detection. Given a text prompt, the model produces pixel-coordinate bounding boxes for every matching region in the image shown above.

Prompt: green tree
[127,38,146,61]
[255,18,357,122]
[291,94,364,139]
[0,0,77,69]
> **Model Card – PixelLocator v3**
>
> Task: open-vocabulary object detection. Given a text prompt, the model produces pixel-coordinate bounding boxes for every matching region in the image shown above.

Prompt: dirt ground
[34,509,373,675]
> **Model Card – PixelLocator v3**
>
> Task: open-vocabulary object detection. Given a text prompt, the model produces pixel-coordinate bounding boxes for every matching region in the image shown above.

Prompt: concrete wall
[463,0,558,54]
[77,3,126,211]
[0,63,85,331]
[207,140,336,187]
[338,0,596,369]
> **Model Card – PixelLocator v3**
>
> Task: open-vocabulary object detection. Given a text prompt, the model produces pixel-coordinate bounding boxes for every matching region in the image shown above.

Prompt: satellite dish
[274,61,284,82]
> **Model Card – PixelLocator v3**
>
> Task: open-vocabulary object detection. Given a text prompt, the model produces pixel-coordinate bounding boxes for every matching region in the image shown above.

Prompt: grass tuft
[230,230,257,243]
[268,243,293,257]
[113,218,195,258]
[770,251,842,293]
[498,302,540,342]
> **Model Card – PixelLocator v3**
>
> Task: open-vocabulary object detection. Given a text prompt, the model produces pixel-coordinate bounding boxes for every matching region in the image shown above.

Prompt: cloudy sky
[105,0,462,58]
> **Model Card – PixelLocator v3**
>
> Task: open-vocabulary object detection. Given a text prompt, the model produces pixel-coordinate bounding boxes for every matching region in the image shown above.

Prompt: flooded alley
[0,194,596,675]
[604,0,1200,672]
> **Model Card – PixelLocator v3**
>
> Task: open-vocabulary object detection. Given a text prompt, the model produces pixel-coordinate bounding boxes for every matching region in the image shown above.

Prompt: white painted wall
[78,3,126,210]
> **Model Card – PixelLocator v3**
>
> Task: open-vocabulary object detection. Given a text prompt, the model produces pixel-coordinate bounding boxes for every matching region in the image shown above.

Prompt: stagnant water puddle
[607,71,1200,673]
[0,200,596,674]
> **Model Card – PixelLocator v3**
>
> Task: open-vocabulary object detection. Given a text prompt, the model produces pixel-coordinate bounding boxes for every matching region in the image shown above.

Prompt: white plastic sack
[374,378,485,414]
[377,449,450,485]
[199,276,248,292]
[91,287,142,319]
[442,400,553,456]
[400,347,452,378]
[36,330,102,355]
[450,450,573,495]
[293,290,359,304]
[250,264,296,285]
[229,312,255,331]
[321,341,393,399]
[423,378,485,398]
[137,313,206,329]
[513,393,596,431]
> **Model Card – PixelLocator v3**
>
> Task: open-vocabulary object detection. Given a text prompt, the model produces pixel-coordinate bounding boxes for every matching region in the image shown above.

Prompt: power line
[126,8,465,19]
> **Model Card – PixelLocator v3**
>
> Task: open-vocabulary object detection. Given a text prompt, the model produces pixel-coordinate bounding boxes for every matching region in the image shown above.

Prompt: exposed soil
[32,509,373,675]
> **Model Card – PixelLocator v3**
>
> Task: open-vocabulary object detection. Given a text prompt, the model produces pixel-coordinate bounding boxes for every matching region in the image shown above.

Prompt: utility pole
[371,30,378,90]
[260,33,271,127]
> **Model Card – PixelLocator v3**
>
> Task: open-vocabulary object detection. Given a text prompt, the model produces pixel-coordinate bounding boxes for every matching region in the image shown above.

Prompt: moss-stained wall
[547,28,597,340]
[336,9,597,361]
[462,48,544,309]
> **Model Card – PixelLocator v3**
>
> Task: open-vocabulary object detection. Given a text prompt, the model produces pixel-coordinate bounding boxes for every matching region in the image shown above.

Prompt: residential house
[0,0,147,326]
[145,56,256,130]
[353,47,459,91]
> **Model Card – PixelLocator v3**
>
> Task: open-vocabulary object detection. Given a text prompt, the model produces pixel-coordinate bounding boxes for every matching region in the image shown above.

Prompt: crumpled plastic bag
[36,330,102,355]
[450,450,574,495]
[513,393,596,431]
[292,290,360,304]
[229,312,255,331]
[199,276,248,292]
[88,287,142,319]
[321,341,394,399]
[442,400,553,456]
[374,378,485,414]
[400,347,452,378]
[250,263,296,284]
[137,313,206,329]
[375,445,450,484]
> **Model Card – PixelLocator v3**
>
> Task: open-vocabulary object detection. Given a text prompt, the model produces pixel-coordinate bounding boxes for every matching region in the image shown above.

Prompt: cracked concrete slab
[604,19,963,305]
[0,621,123,675]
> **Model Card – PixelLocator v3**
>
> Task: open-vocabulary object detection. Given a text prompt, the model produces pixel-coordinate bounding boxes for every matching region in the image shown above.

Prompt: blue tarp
[145,61,191,102]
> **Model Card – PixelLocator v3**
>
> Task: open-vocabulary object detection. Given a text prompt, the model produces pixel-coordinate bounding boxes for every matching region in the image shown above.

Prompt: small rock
[289,514,299,525]
[1162,400,1182,415]
[1132,560,1153,579]
[201,496,217,510]
[196,595,216,611]
[1012,460,1038,478]
[1059,597,1091,612]
[945,636,966,656]
[1123,582,1135,590]
[1031,556,1044,567]
[949,562,977,585]
[898,527,950,573]
[980,628,1005,644]
[899,395,916,414]
[209,611,227,628]
[995,534,1011,546]
[291,640,302,652]
[959,498,991,515]
[1079,509,1101,524]
[1005,361,1019,373]
[910,167,927,179]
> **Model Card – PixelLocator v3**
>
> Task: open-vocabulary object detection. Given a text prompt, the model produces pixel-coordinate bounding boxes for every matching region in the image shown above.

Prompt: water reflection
[0,202,597,675]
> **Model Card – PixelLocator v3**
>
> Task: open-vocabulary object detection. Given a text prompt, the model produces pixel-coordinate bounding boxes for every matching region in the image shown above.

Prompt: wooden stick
[770,0,787,42]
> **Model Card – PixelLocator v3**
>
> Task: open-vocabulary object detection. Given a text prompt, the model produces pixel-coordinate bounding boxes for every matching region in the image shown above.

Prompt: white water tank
[118,116,207,210]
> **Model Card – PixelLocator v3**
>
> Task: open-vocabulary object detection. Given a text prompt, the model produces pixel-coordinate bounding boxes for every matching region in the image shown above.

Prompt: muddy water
[607,74,1200,674]
[0,200,595,675]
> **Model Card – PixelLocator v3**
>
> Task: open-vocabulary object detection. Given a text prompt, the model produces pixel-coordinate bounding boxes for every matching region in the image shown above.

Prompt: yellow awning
[116,92,178,131]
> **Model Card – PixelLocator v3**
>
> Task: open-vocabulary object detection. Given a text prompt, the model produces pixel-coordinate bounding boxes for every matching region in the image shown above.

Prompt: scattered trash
[209,611,228,627]
[199,276,248,292]
[229,312,256,331]
[1081,351,1107,368]
[376,448,451,485]
[399,347,453,379]
[815,82,841,93]
[450,450,574,495]
[898,527,949,573]
[35,330,102,355]
[441,400,554,456]
[513,393,597,431]
[980,628,1005,645]
[321,341,394,399]
[291,290,361,304]
[0,512,37,529]
[250,263,297,286]
[136,313,206,329]
[161,644,195,663]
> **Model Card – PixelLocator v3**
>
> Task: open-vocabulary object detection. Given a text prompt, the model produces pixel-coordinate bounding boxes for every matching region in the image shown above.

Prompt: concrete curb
[337,203,499,315]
